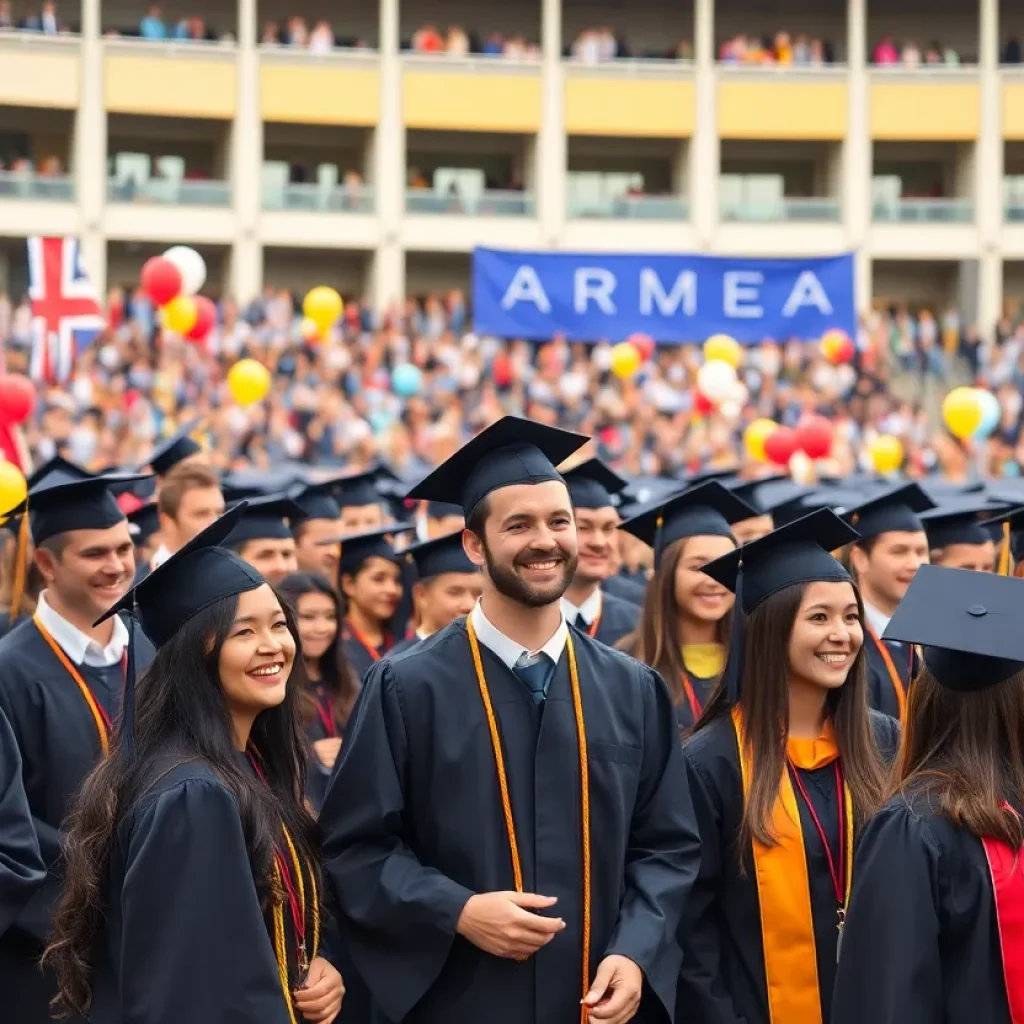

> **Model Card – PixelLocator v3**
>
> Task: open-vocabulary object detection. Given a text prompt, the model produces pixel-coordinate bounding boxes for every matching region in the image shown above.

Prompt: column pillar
[978,0,1003,337]
[845,0,872,314]
[538,0,565,246]
[76,0,106,294]
[692,0,717,248]
[229,0,261,301]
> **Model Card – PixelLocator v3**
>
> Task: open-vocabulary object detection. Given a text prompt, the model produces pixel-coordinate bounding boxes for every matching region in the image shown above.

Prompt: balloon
[140,256,183,306]
[0,374,36,425]
[392,363,422,398]
[942,386,983,440]
[227,358,271,406]
[185,296,216,342]
[300,317,321,343]
[869,434,904,474]
[627,332,656,361]
[703,334,742,368]
[719,400,743,421]
[794,414,834,460]
[610,341,642,380]
[162,246,206,296]
[972,388,1001,439]
[743,418,778,463]
[692,390,715,416]
[0,460,26,517]
[764,426,798,467]
[821,328,855,365]
[303,286,344,332]
[161,295,198,335]
[492,351,513,388]
[696,359,738,402]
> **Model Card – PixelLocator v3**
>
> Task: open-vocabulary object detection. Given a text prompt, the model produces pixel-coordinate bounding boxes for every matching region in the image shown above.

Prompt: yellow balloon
[743,418,778,463]
[162,295,198,335]
[942,386,983,440]
[227,358,271,406]
[303,286,344,332]
[703,334,742,369]
[610,341,642,380]
[0,459,26,519]
[869,435,905,474]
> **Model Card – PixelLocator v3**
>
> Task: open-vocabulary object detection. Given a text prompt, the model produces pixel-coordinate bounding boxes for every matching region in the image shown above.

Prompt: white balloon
[726,379,749,406]
[719,400,742,420]
[696,359,738,402]
[163,245,207,296]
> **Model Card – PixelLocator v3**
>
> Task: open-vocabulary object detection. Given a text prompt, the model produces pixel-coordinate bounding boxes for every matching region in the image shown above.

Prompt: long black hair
[44,588,319,1018]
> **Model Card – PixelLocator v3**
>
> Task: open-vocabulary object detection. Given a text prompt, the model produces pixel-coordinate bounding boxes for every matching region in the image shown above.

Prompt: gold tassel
[9,505,30,621]
[999,521,1012,577]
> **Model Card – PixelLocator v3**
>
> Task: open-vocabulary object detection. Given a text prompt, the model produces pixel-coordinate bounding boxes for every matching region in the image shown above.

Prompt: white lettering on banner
[782,271,833,317]
[574,268,617,314]
[723,271,764,319]
[639,269,697,317]
[500,266,552,313]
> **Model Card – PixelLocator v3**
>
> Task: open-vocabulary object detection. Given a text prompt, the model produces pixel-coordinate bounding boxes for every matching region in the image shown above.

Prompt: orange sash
[983,833,1024,1023]
[866,626,907,721]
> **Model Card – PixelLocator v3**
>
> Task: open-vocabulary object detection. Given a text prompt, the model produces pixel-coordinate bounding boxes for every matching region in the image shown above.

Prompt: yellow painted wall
[1003,82,1024,139]
[718,80,847,140]
[0,51,78,108]
[403,71,541,132]
[105,55,236,118]
[564,78,695,137]
[870,82,980,140]
[261,65,379,126]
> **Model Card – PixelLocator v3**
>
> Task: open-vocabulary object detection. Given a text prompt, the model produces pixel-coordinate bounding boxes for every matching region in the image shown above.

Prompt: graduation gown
[0,706,44,939]
[577,591,639,649]
[832,795,1016,1024]
[385,634,422,659]
[677,710,901,1024]
[603,573,647,607]
[88,754,300,1024]
[321,620,700,1024]
[865,632,914,719]
[304,684,338,813]
[342,625,390,684]
[0,617,153,1022]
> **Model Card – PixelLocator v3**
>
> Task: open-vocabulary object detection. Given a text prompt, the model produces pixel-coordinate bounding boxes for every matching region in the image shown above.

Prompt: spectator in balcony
[309,20,333,54]
[411,24,443,53]
[1004,38,1022,64]
[901,40,922,66]
[873,35,899,64]
[261,20,279,44]
[0,2,13,30]
[925,42,942,64]
[677,39,693,59]
[480,31,503,55]
[286,15,308,46]
[445,24,469,56]
[139,6,166,40]
[24,1,58,34]
[943,44,960,66]
[774,30,793,64]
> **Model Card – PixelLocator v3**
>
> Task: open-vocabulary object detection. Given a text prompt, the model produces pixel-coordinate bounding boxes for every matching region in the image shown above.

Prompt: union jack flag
[27,236,106,384]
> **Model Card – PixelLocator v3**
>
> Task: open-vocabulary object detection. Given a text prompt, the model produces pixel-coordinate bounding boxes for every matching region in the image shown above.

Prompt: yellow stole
[681,643,725,680]
[730,708,853,1024]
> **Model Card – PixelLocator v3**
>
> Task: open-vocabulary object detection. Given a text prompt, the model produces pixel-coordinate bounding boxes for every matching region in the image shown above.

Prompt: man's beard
[483,542,578,608]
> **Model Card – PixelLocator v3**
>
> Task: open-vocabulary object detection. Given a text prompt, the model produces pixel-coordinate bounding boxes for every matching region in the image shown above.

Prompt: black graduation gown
[304,684,337,813]
[677,711,901,1024]
[88,755,299,1024]
[833,794,1015,1024]
[0,706,44,939]
[865,632,914,719]
[385,634,421,659]
[321,621,700,1024]
[603,573,647,607]
[342,628,389,685]
[674,673,719,733]
[588,592,640,649]
[389,558,416,643]
[0,617,153,1023]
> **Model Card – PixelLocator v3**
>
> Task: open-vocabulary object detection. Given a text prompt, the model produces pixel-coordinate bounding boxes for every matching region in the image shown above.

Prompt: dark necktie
[514,652,554,704]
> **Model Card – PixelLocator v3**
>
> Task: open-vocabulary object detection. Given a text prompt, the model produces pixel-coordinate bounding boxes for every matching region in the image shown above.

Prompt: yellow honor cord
[271,827,320,1023]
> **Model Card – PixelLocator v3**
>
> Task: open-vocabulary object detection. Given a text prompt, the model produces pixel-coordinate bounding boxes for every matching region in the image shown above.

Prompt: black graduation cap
[618,481,757,568]
[840,482,935,540]
[127,503,161,545]
[979,505,1024,572]
[94,503,265,747]
[404,531,477,580]
[223,494,307,546]
[679,466,738,487]
[920,500,1006,550]
[333,466,399,509]
[772,487,866,529]
[4,474,151,544]
[724,474,788,514]
[329,524,415,577]
[139,417,204,476]
[426,500,465,521]
[883,564,1024,691]
[220,465,306,504]
[26,455,92,489]
[405,416,589,516]
[289,479,342,522]
[562,458,628,510]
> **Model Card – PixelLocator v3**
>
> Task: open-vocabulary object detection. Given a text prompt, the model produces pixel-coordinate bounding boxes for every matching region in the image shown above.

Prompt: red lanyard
[313,690,337,739]
[680,671,702,722]
[344,619,388,662]
[789,760,846,908]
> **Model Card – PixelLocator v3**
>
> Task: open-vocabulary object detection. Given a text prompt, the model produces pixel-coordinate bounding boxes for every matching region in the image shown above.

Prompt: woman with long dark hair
[677,509,897,1024]
[833,565,1024,1024]
[42,508,344,1024]
[619,482,756,729]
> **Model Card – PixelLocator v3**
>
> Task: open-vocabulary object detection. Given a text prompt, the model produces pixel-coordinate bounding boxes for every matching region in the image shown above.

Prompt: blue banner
[472,248,856,344]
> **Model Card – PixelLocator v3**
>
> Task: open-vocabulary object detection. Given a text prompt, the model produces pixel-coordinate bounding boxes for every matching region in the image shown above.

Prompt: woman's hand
[312,738,343,771]
[293,956,344,1023]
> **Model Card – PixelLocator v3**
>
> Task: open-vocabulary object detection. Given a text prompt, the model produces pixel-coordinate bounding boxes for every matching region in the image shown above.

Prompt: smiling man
[0,474,155,1024]
[223,494,306,586]
[321,416,699,1024]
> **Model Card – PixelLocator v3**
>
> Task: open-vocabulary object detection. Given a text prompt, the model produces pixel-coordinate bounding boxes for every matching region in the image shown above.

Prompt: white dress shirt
[561,588,602,628]
[35,591,129,668]
[863,600,902,649]
[470,600,568,671]
[150,544,173,571]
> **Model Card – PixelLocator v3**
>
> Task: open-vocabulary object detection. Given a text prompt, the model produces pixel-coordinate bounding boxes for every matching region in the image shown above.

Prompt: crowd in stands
[718,32,834,65]
[872,36,964,65]
[0,0,66,33]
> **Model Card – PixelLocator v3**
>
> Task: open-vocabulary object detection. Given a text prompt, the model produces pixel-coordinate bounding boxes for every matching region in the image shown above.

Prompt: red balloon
[835,335,855,363]
[794,414,834,460]
[693,390,715,416]
[141,256,183,307]
[627,332,656,361]
[0,374,36,425]
[764,425,798,466]
[185,296,217,342]
[492,352,514,388]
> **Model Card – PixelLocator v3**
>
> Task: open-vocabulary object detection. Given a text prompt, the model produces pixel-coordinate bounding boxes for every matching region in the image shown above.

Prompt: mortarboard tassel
[9,504,30,623]
[725,558,745,703]
[121,593,138,753]
[999,521,1012,577]
[653,514,664,570]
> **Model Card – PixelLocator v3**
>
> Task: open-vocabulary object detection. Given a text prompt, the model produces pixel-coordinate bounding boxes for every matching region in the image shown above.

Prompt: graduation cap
[94,503,265,748]
[127,503,161,545]
[289,479,342,522]
[921,499,1006,550]
[701,509,860,700]
[426,501,465,521]
[772,487,866,529]
[618,481,757,568]
[562,458,628,510]
[333,466,400,509]
[26,455,93,490]
[840,482,936,541]
[406,416,589,517]
[724,474,788,515]
[883,564,1024,692]
[979,505,1024,574]
[139,417,204,476]
[223,494,307,546]
[220,465,306,504]
[405,531,477,580]
[328,524,415,577]
[679,466,738,487]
